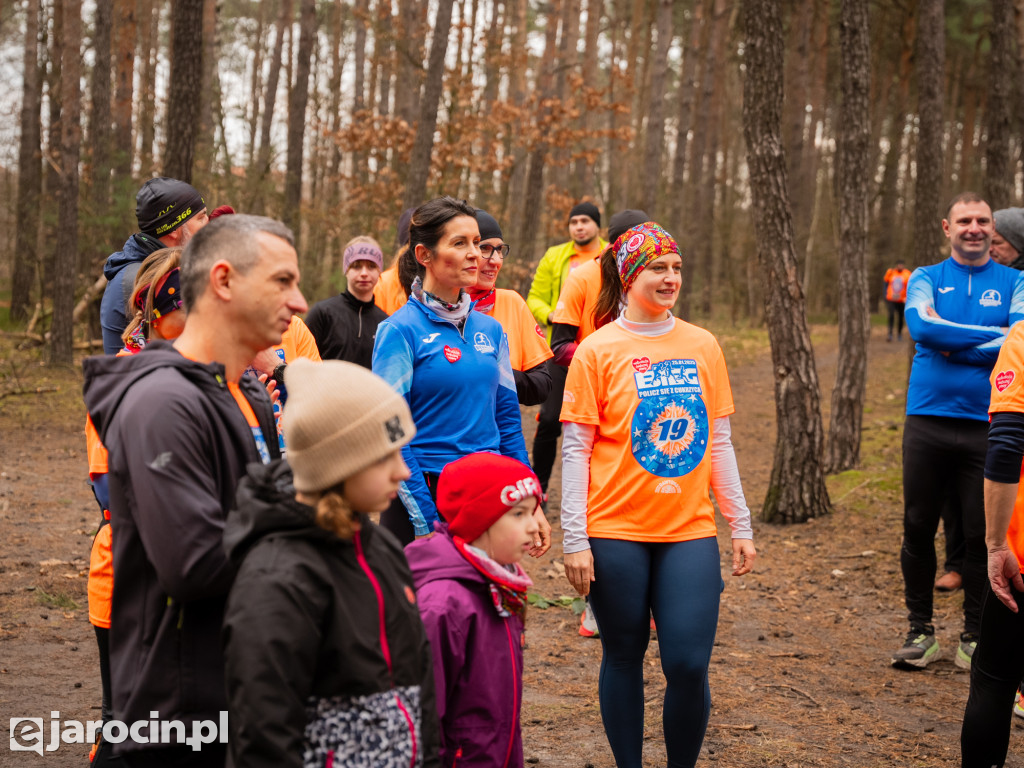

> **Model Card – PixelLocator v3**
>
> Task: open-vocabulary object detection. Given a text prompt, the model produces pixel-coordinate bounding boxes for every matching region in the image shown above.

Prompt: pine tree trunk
[87,0,113,267]
[245,0,268,168]
[251,0,294,210]
[403,0,456,209]
[742,0,831,523]
[51,0,83,365]
[283,0,317,245]
[640,0,673,217]
[914,0,945,268]
[194,0,217,181]
[111,0,135,198]
[164,0,203,181]
[43,0,64,302]
[513,0,559,259]
[668,0,703,237]
[984,0,1014,206]
[11,0,42,322]
[571,0,601,197]
[138,0,159,176]
[826,0,871,474]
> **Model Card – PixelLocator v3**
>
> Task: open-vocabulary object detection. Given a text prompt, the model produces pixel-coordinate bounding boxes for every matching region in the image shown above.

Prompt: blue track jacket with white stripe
[905,256,1024,421]
[372,296,529,535]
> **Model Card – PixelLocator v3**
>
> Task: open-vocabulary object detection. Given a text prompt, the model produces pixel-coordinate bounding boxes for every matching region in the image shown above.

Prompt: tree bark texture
[164,0,204,182]
[640,0,673,218]
[403,0,456,209]
[283,0,317,244]
[251,0,294,210]
[827,0,871,474]
[741,0,830,523]
[138,0,159,175]
[87,0,113,240]
[913,0,945,268]
[984,0,1015,207]
[111,0,135,183]
[11,0,42,322]
[51,0,83,365]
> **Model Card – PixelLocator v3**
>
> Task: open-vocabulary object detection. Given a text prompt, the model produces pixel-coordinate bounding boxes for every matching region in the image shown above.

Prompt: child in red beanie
[405,453,541,768]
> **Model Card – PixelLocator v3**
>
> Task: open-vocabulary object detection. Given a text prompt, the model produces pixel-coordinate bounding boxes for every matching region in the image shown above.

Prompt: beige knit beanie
[283,358,416,493]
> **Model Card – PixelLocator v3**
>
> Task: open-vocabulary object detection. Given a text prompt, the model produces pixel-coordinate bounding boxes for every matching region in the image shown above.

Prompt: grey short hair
[180,214,295,311]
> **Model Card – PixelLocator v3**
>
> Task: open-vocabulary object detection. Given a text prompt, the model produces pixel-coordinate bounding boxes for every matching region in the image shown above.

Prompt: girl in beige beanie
[222,359,441,768]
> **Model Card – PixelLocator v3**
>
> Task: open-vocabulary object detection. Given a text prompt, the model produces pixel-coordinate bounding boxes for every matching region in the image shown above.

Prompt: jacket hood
[406,524,485,590]
[82,340,262,444]
[103,233,163,280]
[223,459,333,566]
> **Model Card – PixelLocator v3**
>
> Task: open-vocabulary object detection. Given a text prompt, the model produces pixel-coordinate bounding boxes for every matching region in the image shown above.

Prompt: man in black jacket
[83,215,309,767]
[305,235,388,367]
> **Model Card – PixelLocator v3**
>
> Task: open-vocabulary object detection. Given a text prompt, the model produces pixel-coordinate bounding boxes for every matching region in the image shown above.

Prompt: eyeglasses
[480,243,511,261]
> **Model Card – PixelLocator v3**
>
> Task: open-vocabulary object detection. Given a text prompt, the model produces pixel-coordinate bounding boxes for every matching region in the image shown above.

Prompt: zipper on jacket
[502,621,517,768]
[968,266,973,298]
[354,530,418,768]
[358,305,363,338]
[326,750,334,768]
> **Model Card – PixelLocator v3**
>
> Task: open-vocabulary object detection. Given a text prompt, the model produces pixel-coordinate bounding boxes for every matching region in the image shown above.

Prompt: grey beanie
[994,208,1024,257]
[283,359,416,493]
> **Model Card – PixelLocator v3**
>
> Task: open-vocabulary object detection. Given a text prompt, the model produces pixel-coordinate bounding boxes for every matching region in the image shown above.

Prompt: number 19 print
[630,359,710,477]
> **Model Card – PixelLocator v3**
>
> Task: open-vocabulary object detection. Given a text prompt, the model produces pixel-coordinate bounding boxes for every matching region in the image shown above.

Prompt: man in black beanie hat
[99,177,209,354]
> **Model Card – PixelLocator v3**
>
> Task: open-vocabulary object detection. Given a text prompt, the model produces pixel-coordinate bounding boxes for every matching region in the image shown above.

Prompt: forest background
[0,0,1019,519]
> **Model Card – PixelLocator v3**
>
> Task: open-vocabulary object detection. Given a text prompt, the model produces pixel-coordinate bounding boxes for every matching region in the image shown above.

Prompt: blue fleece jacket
[100,233,164,354]
[372,297,528,535]
[905,257,1024,420]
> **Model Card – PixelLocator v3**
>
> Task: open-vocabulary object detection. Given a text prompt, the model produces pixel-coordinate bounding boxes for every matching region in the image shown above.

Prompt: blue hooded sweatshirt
[99,233,164,354]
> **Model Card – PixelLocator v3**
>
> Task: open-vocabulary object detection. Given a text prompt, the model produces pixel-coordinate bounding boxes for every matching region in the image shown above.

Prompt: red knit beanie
[437,453,542,543]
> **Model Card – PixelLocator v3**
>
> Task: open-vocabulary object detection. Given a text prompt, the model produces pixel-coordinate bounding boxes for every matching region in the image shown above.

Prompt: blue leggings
[588,537,722,768]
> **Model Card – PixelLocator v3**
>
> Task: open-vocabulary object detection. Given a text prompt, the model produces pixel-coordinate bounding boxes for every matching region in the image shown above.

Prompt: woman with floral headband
[559,222,757,768]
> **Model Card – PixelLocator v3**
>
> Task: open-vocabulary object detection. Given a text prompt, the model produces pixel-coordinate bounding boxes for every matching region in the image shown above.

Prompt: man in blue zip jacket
[892,192,1024,670]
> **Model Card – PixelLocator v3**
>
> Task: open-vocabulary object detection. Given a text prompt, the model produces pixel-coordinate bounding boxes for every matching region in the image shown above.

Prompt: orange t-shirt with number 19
[989,322,1024,572]
[560,318,734,543]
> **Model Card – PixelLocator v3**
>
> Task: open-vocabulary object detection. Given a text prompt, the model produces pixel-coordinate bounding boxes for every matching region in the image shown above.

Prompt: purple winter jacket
[406,527,525,768]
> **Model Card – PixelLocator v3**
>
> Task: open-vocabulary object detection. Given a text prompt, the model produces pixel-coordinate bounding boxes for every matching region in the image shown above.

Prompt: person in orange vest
[883,260,912,342]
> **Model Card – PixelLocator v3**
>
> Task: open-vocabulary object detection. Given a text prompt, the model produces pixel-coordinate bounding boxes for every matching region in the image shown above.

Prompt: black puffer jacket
[222,460,440,768]
[82,342,279,751]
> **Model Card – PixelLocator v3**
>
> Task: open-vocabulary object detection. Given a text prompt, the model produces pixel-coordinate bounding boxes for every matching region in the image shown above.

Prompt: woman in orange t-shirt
[560,223,756,768]
[469,208,553,405]
[85,247,186,761]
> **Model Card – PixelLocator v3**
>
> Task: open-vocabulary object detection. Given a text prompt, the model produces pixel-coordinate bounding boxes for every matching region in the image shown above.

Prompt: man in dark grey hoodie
[83,215,308,767]
[99,177,209,354]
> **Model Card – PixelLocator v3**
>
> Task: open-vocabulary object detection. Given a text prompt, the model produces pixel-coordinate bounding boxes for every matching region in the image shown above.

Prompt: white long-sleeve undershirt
[560,417,754,553]
[559,314,753,554]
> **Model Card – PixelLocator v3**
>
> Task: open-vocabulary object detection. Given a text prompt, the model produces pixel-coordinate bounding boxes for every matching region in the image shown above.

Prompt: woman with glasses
[470,209,553,406]
[373,197,550,555]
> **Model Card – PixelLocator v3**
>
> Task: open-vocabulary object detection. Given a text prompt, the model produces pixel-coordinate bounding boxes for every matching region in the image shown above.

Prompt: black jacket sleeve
[223,556,325,768]
[549,322,580,367]
[513,362,552,406]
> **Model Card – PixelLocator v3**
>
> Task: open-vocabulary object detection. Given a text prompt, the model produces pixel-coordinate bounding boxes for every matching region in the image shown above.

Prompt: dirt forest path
[0,323,1021,767]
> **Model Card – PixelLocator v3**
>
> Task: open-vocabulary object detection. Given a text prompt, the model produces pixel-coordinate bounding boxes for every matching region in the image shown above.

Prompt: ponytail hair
[396,243,421,298]
[122,246,184,343]
[313,485,361,541]
[594,246,623,329]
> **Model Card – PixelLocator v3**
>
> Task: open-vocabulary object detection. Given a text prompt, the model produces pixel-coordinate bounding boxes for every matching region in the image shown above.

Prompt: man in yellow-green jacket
[526,201,607,497]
